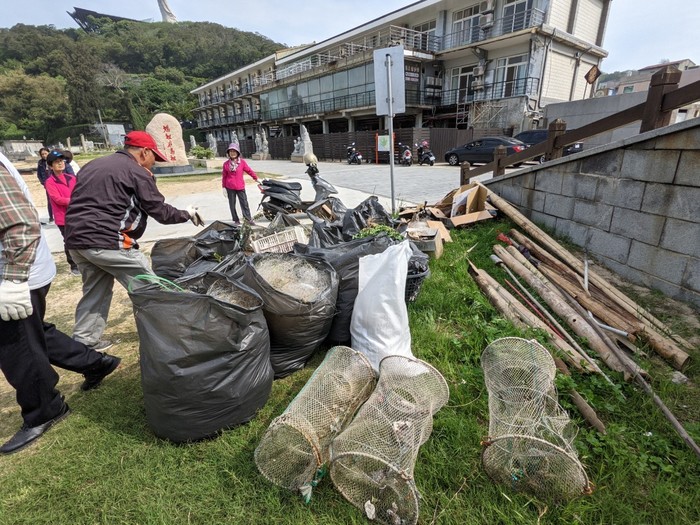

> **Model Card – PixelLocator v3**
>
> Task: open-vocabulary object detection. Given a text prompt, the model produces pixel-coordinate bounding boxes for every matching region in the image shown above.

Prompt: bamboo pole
[557,284,700,459]
[509,230,692,370]
[554,359,607,434]
[468,262,591,373]
[490,253,609,379]
[493,244,640,378]
[483,185,692,349]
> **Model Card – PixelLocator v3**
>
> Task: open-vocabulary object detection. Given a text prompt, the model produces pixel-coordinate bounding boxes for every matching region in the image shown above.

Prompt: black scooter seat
[261,179,303,191]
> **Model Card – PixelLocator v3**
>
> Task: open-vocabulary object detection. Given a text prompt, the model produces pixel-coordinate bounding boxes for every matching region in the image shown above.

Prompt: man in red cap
[64,130,204,351]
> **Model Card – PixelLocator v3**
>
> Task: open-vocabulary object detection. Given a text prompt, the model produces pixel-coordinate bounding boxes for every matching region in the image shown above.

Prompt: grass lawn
[0,218,698,525]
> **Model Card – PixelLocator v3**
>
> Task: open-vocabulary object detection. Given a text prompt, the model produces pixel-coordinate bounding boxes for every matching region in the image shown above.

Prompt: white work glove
[222,188,228,199]
[186,205,205,227]
[0,279,33,321]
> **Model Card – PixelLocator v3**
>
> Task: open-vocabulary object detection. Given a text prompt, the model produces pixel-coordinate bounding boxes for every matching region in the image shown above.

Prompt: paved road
[41,158,503,254]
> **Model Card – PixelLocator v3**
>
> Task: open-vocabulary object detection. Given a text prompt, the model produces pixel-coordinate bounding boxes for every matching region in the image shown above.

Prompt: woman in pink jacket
[221,143,259,225]
[44,150,79,275]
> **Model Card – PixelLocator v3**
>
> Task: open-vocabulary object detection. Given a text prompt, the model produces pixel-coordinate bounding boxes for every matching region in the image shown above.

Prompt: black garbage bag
[294,234,393,344]
[129,272,273,443]
[342,196,396,239]
[193,220,240,259]
[151,237,197,280]
[307,197,349,247]
[182,256,221,278]
[235,253,339,378]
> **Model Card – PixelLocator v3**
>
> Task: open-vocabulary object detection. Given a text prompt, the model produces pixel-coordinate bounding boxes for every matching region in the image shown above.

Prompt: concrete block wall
[485,118,700,308]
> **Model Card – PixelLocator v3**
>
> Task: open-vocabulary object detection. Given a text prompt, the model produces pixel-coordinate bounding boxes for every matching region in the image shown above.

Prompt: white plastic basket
[251,226,309,254]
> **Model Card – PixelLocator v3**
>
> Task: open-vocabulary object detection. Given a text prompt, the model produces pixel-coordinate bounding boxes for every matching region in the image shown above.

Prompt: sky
[2,0,699,73]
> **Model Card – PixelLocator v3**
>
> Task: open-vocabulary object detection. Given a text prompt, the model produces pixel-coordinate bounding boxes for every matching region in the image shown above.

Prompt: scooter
[346,143,363,164]
[415,141,436,166]
[258,154,338,220]
[396,143,412,166]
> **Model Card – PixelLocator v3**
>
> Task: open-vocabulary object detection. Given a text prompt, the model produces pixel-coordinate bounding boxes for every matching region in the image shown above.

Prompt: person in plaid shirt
[0,152,121,455]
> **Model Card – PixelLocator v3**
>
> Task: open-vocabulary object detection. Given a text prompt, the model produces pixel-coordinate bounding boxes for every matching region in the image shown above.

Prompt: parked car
[444,136,527,167]
[513,129,585,163]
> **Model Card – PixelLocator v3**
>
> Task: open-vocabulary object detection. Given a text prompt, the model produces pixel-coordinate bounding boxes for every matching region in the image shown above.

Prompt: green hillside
[0,20,282,143]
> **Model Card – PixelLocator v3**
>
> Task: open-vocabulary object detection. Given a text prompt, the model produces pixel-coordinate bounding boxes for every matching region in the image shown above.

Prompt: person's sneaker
[81,354,121,391]
[233,221,241,226]
[89,339,113,352]
[247,220,257,226]
[0,403,71,455]
[70,268,81,276]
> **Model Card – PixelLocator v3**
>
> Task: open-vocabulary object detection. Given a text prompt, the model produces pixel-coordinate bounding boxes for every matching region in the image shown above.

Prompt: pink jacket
[222,158,258,191]
[45,172,76,226]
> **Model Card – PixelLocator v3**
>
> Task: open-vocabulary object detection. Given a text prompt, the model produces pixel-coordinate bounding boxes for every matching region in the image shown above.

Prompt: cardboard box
[431,183,495,228]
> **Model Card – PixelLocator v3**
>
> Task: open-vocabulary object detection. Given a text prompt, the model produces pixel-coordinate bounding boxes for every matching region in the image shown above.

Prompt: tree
[0,68,71,140]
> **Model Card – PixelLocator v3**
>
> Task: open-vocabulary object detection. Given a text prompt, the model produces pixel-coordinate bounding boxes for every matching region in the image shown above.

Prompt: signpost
[374,45,405,214]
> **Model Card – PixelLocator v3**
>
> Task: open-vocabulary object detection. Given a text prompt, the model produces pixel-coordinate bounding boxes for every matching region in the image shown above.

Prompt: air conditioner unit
[472,79,485,90]
[480,0,495,13]
[473,65,485,77]
[479,13,494,29]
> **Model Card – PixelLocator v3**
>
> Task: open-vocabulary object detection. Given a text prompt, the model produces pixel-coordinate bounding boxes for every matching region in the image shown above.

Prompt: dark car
[513,129,585,163]
[444,136,527,167]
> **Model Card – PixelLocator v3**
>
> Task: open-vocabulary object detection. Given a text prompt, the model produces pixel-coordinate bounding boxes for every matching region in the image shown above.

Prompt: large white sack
[350,241,413,372]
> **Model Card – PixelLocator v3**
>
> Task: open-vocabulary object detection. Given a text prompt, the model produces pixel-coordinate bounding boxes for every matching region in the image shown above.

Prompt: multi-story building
[191,0,611,144]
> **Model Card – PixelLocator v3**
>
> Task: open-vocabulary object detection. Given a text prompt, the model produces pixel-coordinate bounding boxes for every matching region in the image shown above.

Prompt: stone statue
[189,135,197,150]
[254,132,262,153]
[292,138,301,155]
[262,129,269,154]
[207,133,217,155]
[231,131,238,144]
[299,124,313,157]
[157,0,178,23]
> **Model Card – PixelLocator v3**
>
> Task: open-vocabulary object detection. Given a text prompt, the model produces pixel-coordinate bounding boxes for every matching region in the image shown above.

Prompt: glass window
[495,54,528,97]
[452,5,481,46]
[348,66,366,87]
[333,70,348,90]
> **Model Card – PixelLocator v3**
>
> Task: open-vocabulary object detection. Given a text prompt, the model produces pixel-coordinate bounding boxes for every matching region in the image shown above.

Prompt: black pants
[44,187,53,221]
[226,188,252,222]
[57,225,77,271]
[0,284,103,427]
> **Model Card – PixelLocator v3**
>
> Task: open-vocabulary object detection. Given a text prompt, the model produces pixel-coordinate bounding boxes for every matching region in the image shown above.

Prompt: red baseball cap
[124,131,167,162]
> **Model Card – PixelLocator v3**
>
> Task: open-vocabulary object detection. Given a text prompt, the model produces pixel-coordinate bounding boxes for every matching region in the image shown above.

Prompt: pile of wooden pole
[467,184,699,458]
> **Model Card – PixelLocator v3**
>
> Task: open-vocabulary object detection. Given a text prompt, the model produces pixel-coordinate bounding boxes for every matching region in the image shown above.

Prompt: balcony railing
[439,77,540,105]
[195,8,547,111]
[196,76,540,128]
[441,8,545,51]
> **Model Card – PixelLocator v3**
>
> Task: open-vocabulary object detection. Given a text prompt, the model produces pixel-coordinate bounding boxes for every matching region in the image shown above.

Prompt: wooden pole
[493,244,641,377]
[640,65,682,133]
[468,262,591,373]
[483,186,692,350]
[508,229,692,370]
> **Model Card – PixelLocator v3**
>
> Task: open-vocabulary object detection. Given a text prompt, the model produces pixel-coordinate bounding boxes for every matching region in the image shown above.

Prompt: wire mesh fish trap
[480,337,590,501]
[329,356,449,525]
[254,346,376,496]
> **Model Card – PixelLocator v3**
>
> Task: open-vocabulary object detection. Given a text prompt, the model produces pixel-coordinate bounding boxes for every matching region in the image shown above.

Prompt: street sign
[373,46,405,116]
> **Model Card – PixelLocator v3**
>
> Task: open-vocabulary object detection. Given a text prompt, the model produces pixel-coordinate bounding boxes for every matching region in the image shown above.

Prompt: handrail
[461,66,700,184]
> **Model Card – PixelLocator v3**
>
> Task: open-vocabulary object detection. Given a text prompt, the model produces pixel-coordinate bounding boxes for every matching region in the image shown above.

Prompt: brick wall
[485,118,700,307]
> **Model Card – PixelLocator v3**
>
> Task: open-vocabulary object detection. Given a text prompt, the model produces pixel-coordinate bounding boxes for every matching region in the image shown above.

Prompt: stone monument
[262,130,269,155]
[189,135,197,150]
[207,133,218,156]
[251,129,269,160]
[145,113,194,174]
[291,124,313,162]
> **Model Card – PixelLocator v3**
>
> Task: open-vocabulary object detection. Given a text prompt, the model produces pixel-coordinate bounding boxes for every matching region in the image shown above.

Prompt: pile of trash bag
[128,272,273,442]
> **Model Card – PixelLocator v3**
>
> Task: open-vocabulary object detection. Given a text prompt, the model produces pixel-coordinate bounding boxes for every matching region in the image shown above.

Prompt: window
[622,86,634,93]
[450,65,476,104]
[452,5,481,46]
[494,54,528,97]
[502,0,532,33]
[413,20,436,51]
